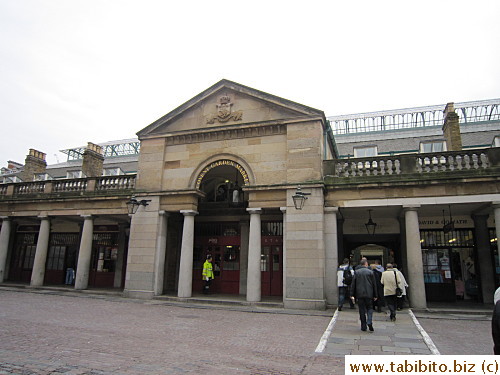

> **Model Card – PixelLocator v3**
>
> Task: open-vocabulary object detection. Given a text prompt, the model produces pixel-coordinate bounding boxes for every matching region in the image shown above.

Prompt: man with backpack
[337,258,355,311]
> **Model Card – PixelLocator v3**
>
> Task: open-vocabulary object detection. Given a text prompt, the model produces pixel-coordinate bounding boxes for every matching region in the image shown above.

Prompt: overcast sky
[1,0,499,165]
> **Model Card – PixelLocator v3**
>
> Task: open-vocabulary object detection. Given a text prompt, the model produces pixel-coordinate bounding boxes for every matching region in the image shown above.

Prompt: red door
[261,237,283,296]
[193,236,240,294]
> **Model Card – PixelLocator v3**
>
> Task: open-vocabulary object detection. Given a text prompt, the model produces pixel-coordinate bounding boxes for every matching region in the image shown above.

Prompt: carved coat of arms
[207,94,243,124]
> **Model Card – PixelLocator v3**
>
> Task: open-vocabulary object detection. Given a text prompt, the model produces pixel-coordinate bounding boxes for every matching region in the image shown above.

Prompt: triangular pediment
[137,79,325,138]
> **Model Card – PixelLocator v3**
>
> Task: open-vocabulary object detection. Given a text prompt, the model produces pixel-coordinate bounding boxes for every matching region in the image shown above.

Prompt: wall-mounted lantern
[292,186,311,210]
[126,196,151,215]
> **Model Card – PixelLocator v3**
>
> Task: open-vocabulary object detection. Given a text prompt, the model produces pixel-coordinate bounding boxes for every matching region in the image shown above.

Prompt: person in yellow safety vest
[202,255,214,294]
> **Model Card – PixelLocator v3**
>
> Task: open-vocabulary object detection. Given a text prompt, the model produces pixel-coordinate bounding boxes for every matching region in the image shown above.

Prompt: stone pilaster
[246,208,262,302]
[284,186,326,310]
[75,215,94,290]
[30,216,51,287]
[178,210,198,298]
[0,217,12,283]
[403,206,427,309]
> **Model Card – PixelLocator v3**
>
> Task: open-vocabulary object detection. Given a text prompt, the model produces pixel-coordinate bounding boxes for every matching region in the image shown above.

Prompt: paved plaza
[0,287,494,374]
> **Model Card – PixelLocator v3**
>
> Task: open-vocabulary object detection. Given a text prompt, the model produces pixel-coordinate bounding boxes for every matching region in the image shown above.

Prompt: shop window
[46,246,66,271]
[354,146,378,158]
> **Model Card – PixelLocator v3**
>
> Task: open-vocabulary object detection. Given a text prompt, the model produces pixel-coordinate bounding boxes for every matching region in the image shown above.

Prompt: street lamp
[292,186,311,210]
[126,196,151,215]
[365,209,377,235]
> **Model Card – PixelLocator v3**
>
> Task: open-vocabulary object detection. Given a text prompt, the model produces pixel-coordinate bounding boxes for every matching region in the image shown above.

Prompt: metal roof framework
[328,99,500,135]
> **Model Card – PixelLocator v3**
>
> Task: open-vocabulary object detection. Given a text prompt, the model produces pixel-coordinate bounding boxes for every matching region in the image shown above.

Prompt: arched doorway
[192,159,250,295]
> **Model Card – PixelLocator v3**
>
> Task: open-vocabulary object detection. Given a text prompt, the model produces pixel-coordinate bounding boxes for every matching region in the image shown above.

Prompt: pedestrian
[350,258,378,332]
[380,263,402,322]
[393,264,408,310]
[202,254,214,294]
[492,287,500,354]
[337,258,355,311]
[371,260,385,313]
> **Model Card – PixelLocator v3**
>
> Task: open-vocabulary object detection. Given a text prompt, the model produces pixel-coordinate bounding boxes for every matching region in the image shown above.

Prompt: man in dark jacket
[350,259,378,332]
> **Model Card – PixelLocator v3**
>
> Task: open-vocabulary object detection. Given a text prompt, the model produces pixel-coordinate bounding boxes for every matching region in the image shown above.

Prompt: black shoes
[338,306,342,311]
[368,324,374,331]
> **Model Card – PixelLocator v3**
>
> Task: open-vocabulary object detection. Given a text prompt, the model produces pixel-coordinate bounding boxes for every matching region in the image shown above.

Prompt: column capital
[247,208,262,215]
[38,215,50,221]
[180,210,198,216]
[280,207,287,214]
[324,207,339,214]
[0,216,11,222]
[159,210,170,217]
[81,215,94,220]
[403,205,420,212]
[492,202,500,209]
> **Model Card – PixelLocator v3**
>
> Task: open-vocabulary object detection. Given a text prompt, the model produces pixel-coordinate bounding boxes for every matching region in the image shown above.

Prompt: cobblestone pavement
[0,290,343,375]
[415,312,493,355]
[0,288,494,375]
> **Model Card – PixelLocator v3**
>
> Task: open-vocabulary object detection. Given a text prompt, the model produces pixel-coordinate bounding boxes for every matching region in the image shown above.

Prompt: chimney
[82,142,104,177]
[19,149,47,182]
[442,102,463,151]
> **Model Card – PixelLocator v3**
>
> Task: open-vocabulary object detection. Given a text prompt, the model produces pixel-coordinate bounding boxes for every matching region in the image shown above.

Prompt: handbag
[394,271,403,298]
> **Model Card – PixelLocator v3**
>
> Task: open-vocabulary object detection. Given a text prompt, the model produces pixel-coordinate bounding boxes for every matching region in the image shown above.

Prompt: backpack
[343,267,353,286]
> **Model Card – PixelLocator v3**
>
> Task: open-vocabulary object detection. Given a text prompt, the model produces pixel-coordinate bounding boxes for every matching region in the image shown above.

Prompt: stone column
[178,210,198,298]
[154,211,169,296]
[324,207,339,306]
[246,208,262,302]
[0,217,12,283]
[75,215,94,290]
[404,206,427,309]
[30,216,51,287]
[280,207,287,300]
[473,214,495,303]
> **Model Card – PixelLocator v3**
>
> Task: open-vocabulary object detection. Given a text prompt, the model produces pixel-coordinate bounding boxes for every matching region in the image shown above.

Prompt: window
[2,176,21,183]
[493,136,500,148]
[103,167,124,176]
[34,173,53,181]
[66,171,84,179]
[420,141,446,153]
[354,146,377,158]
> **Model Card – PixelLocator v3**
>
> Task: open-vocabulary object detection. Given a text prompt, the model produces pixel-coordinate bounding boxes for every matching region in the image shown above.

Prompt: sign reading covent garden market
[195,160,250,189]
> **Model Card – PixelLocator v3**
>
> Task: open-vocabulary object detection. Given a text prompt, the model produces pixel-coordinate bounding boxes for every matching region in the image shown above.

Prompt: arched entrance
[192,159,250,295]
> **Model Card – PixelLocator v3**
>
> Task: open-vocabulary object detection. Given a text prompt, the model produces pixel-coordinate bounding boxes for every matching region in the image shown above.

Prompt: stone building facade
[0,80,499,310]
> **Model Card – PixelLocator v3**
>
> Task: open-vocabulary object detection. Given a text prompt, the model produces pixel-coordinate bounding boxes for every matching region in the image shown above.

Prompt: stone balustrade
[0,175,136,198]
[326,147,500,179]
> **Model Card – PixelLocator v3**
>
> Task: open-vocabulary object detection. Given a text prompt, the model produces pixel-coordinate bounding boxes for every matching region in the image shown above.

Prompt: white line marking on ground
[408,309,441,355]
[315,308,339,353]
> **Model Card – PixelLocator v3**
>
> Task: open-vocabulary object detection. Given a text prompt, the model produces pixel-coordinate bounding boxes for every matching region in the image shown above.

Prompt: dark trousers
[338,287,354,308]
[397,295,405,309]
[492,301,500,354]
[203,279,212,294]
[356,298,374,329]
[386,295,397,319]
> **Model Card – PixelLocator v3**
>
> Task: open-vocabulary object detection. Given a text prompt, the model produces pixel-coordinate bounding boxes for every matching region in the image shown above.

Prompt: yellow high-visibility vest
[202,260,214,280]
